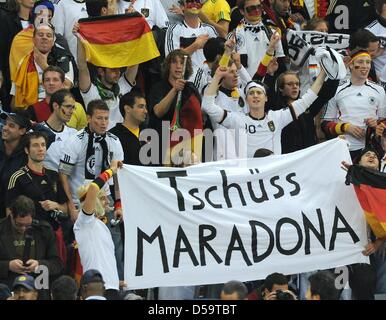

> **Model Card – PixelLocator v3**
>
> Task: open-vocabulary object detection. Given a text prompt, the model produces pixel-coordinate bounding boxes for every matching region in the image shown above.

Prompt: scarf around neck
[84,126,109,180]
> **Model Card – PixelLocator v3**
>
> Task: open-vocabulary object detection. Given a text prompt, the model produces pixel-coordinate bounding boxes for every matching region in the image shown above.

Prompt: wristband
[219,54,231,68]
[342,123,350,133]
[114,199,122,210]
[335,123,344,135]
[261,53,273,67]
[92,178,105,190]
[100,169,113,181]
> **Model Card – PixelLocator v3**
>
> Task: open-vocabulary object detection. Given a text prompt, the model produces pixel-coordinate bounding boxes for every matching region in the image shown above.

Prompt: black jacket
[0,9,23,109]
[0,139,28,219]
[0,217,63,288]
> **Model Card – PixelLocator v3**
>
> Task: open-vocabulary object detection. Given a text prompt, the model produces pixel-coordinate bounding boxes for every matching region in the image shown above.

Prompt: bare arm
[153,79,186,118]
[198,11,229,38]
[76,38,91,92]
[182,34,209,55]
[124,64,139,85]
[83,160,121,214]
[82,183,100,215]
[292,69,327,117]
[58,173,78,221]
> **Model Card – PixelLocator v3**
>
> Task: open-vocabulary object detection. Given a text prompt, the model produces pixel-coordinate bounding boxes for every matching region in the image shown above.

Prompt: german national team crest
[368,96,376,105]
[238,97,245,108]
[268,121,275,132]
[234,32,245,51]
[141,8,149,17]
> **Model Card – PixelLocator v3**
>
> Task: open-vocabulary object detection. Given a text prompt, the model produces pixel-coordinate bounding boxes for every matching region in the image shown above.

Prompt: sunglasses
[186,0,201,3]
[245,4,262,14]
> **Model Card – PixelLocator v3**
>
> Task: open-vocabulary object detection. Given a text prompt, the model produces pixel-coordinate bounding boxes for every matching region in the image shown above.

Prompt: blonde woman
[74,160,123,300]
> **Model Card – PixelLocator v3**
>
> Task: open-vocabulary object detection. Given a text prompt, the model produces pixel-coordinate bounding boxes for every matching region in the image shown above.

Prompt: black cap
[80,269,104,286]
[0,112,31,130]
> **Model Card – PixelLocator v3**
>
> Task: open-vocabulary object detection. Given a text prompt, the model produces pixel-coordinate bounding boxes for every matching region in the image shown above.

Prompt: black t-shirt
[6,166,68,229]
[109,124,144,165]
[325,0,376,34]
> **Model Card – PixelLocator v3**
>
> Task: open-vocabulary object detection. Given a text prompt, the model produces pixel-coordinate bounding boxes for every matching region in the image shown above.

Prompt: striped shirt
[165,21,218,69]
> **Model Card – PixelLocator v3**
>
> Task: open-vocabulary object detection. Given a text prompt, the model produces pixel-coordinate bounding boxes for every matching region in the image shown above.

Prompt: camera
[49,209,69,222]
[275,290,295,300]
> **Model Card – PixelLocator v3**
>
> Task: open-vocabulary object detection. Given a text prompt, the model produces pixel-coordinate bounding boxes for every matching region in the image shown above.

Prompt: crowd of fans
[0,0,385,300]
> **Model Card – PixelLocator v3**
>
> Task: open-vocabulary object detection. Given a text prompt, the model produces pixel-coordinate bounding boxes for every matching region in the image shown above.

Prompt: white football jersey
[322,80,386,151]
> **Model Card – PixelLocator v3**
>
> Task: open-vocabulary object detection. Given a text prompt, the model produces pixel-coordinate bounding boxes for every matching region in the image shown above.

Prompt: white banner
[118,139,369,290]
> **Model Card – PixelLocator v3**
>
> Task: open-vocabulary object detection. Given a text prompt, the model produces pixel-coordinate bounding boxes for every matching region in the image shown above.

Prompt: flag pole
[170,55,188,132]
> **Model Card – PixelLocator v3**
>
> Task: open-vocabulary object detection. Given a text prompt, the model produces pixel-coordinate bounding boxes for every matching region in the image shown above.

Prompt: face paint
[185,0,202,13]
[245,4,262,17]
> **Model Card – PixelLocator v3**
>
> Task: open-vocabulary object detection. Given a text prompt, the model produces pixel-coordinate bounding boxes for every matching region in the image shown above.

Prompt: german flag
[346,165,386,238]
[166,83,203,166]
[9,26,34,84]
[78,13,160,68]
[13,51,39,108]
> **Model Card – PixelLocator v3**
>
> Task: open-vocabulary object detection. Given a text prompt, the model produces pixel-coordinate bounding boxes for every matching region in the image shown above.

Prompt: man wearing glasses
[26,66,87,131]
[41,89,78,172]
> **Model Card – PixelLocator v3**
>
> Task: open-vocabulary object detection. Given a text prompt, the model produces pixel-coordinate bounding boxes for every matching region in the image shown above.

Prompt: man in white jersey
[321,50,386,159]
[58,100,123,221]
[234,0,285,78]
[202,66,326,156]
[43,89,78,171]
[117,0,169,28]
[51,0,88,60]
[75,33,138,130]
[165,0,218,72]
[366,0,386,77]
[204,37,259,160]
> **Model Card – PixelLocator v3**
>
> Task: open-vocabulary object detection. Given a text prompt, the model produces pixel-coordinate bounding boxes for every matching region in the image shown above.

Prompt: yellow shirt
[128,126,140,138]
[67,102,87,131]
[201,0,231,23]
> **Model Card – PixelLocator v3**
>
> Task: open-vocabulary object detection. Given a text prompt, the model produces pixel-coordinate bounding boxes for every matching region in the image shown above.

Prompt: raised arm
[201,66,228,124]
[291,68,326,117]
[124,64,138,85]
[75,32,91,92]
[83,160,121,214]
